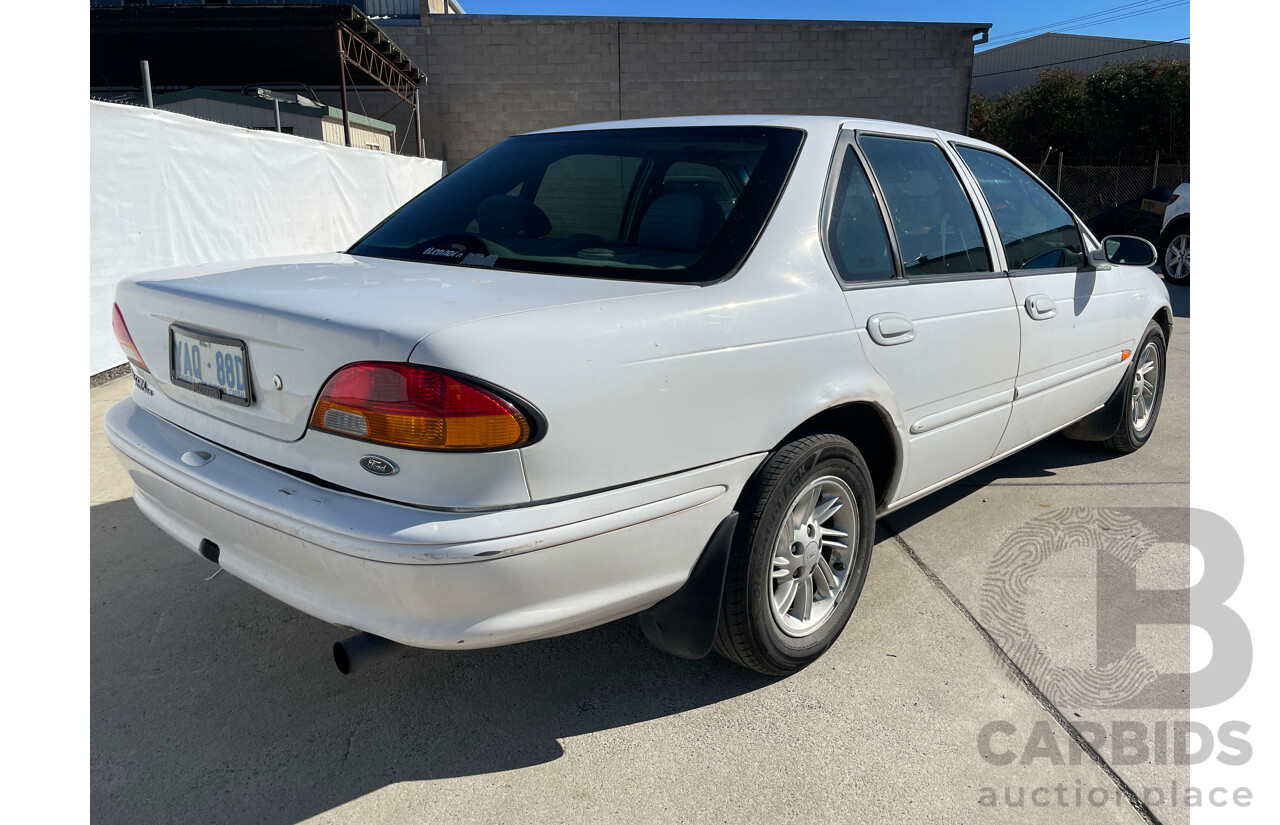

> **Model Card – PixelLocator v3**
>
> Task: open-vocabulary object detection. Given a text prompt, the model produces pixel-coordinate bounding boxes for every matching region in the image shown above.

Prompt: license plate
[170,325,253,406]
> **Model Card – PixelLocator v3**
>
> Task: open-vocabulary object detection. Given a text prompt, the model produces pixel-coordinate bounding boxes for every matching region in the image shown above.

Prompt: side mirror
[1095,235,1157,268]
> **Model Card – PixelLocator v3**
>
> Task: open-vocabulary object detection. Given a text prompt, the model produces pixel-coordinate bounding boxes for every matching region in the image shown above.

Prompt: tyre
[714,433,876,675]
[1102,321,1167,453]
[1159,223,1190,285]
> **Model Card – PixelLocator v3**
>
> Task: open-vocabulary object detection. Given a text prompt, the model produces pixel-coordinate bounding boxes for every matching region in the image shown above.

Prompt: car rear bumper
[104,397,763,649]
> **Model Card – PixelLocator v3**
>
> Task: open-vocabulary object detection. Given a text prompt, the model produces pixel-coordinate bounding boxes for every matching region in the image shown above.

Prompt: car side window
[857,135,992,277]
[955,146,1084,271]
[826,146,896,283]
[533,154,644,241]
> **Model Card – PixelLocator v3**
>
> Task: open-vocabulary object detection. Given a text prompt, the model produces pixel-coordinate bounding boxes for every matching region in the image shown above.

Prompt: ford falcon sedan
[105,115,1171,676]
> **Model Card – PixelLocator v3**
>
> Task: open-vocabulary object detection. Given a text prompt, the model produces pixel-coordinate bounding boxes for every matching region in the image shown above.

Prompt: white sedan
[106,115,1172,676]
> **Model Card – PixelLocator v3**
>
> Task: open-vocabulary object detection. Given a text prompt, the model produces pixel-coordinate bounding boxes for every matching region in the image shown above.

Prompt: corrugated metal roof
[153,87,397,133]
[973,33,1189,97]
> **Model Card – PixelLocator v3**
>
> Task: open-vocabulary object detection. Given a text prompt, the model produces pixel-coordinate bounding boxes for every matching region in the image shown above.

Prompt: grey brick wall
[381,15,984,165]
[418,17,622,164]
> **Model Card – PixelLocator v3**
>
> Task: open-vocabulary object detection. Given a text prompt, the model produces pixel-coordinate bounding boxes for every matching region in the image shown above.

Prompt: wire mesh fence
[91,92,148,108]
[1020,150,1189,223]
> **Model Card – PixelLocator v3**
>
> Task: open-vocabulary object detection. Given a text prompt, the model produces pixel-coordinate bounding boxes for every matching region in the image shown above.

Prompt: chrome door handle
[1025,295,1057,320]
[867,312,916,346]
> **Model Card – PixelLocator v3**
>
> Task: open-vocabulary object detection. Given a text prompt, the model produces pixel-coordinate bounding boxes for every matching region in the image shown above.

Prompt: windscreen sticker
[421,246,466,262]
[462,253,499,268]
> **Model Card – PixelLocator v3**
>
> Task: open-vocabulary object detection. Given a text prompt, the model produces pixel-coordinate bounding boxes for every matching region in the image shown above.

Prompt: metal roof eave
[152,87,398,134]
[90,4,426,90]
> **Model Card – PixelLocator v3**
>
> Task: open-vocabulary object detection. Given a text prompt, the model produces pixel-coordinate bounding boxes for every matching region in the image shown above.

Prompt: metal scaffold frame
[91,4,428,157]
[336,20,423,157]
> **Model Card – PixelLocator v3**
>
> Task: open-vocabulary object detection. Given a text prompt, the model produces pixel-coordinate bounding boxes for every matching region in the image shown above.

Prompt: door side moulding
[1014,352,1125,401]
[909,389,1014,435]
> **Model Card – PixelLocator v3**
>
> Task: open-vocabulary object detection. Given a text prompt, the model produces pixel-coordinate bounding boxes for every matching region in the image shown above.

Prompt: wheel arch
[772,401,901,510]
[1160,214,1189,244]
[1154,305,1174,345]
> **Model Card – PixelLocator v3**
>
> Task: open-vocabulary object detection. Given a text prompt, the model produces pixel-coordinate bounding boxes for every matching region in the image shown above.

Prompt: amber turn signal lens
[309,362,531,451]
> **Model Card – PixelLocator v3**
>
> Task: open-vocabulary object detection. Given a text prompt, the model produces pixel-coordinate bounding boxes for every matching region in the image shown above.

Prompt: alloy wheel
[769,476,859,638]
[1131,341,1160,432]
[1164,233,1189,281]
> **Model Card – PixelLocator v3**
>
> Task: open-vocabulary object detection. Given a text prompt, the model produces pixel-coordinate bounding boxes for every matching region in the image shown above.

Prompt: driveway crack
[882,520,1162,825]
[340,728,356,765]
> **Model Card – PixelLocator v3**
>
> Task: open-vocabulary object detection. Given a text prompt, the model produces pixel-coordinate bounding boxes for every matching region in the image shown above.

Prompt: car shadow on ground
[91,498,776,825]
[880,431,1145,534]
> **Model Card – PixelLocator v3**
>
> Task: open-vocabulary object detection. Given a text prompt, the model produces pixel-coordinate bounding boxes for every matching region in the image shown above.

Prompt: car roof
[528,114,999,153]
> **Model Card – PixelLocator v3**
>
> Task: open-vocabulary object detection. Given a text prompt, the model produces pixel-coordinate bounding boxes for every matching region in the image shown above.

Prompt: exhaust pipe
[333,632,406,675]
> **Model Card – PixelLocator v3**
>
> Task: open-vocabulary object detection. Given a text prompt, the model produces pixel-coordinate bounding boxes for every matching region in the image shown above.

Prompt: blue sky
[459,1,1191,50]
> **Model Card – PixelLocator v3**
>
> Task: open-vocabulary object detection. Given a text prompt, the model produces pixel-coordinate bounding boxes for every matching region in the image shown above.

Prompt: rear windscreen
[349,126,804,284]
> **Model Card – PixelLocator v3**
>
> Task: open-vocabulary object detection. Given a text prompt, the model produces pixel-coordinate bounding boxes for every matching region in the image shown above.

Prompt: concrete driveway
[90,285,1190,825]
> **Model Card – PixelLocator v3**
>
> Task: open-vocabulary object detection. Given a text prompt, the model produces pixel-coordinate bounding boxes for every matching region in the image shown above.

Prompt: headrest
[476,195,552,239]
[899,169,940,197]
[637,193,724,253]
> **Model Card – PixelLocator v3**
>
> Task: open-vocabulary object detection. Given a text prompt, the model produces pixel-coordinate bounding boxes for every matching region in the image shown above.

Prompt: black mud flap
[637,512,738,660]
[1063,366,1129,441]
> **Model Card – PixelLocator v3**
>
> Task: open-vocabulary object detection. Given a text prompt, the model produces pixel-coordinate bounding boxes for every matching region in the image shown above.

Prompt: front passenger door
[953,146,1137,454]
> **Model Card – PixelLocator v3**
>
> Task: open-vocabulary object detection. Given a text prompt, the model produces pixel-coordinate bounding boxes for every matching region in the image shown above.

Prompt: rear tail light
[309,363,534,451]
[112,303,148,372]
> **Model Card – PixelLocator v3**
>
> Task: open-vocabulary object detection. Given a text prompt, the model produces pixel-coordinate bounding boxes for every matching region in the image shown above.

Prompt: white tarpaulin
[90,100,444,375]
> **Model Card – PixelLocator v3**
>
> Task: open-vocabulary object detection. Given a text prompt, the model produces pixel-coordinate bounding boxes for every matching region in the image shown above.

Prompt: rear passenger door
[952,145,1137,454]
[824,131,1020,501]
